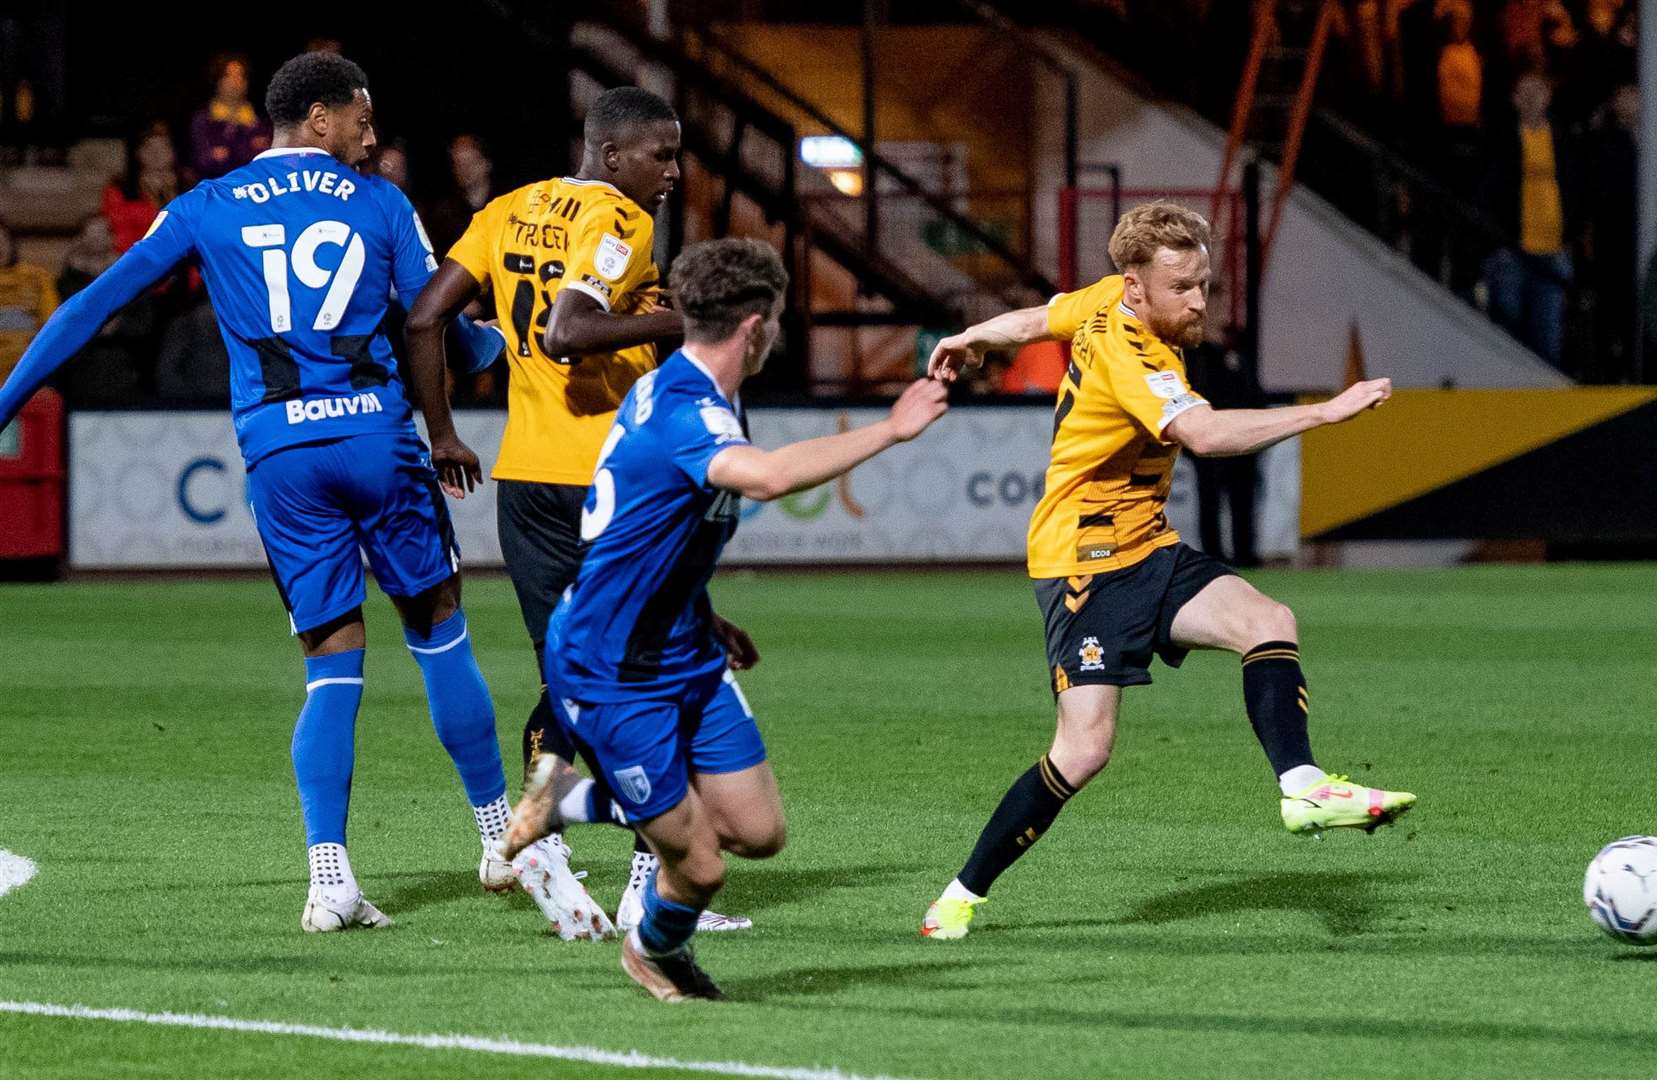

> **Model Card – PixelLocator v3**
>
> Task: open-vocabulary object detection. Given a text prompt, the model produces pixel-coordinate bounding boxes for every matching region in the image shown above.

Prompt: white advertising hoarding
[68,408,1297,569]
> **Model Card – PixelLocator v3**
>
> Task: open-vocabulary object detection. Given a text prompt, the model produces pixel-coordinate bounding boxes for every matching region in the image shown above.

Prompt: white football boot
[512,835,615,942]
[615,849,753,933]
[479,838,515,892]
[301,887,392,932]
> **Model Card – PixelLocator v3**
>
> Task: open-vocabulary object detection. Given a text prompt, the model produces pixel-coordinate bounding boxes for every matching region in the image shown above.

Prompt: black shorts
[496,479,587,663]
[1034,542,1236,693]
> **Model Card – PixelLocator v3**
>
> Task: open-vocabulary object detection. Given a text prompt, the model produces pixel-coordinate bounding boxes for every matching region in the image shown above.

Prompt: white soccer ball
[1583,835,1657,946]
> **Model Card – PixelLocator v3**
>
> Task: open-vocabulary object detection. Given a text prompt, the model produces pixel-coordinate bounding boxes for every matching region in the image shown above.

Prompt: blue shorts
[246,431,459,634]
[551,668,769,822]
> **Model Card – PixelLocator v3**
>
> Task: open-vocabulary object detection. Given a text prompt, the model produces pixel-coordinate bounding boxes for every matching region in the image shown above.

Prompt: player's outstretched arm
[404,260,487,498]
[707,378,948,502]
[1164,378,1392,457]
[542,288,683,359]
[927,305,1053,383]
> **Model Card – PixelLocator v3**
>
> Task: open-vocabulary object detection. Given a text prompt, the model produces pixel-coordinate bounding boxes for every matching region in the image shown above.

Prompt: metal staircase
[488,1,1058,392]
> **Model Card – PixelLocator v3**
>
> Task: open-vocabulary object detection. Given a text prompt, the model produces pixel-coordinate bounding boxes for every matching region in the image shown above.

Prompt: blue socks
[638,869,703,955]
[293,611,507,860]
[404,610,507,808]
[292,650,365,847]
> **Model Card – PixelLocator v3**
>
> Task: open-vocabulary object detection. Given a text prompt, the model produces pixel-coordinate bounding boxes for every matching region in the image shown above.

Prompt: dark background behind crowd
[1079,0,1644,381]
[0,0,1649,419]
[0,3,565,411]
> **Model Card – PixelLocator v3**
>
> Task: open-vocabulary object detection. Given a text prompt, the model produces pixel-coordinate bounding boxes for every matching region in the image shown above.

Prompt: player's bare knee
[1257,601,1297,644]
[749,819,787,859]
[1048,731,1110,786]
[393,575,462,635]
[1056,746,1110,786]
[721,814,786,859]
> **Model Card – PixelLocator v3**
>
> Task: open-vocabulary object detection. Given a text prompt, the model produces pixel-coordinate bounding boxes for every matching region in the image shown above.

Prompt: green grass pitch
[2,566,1654,1079]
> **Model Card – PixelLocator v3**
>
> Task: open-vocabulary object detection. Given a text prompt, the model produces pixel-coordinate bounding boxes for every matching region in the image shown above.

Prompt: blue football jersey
[0,146,500,462]
[552,350,748,702]
[155,148,433,463]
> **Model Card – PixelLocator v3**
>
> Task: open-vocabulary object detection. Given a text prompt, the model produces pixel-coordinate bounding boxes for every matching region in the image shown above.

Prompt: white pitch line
[0,851,37,897]
[0,1001,918,1080]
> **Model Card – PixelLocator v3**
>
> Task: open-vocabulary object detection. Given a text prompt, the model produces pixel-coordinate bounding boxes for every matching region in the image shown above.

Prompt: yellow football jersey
[1027,282,1208,579]
[447,177,662,485]
[1045,274,1124,339]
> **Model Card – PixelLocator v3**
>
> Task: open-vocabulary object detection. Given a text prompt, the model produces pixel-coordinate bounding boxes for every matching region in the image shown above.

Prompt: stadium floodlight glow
[799,135,862,170]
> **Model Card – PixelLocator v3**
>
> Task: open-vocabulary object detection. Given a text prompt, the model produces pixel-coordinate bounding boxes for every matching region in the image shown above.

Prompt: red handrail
[1264,0,1337,264]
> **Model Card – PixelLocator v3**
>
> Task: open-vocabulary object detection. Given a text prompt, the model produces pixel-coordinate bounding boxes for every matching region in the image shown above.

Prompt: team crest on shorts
[1078,636,1106,671]
[614,765,652,806]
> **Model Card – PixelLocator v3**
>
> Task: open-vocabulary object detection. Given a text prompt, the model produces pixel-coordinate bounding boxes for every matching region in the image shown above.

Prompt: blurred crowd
[0,42,509,408]
[2,3,1652,407]
[1056,0,1644,379]
[1324,0,1640,379]
[1210,0,1642,379]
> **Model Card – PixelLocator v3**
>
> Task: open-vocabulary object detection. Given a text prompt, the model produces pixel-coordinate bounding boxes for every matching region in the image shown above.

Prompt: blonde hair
[1107,201,1211,271]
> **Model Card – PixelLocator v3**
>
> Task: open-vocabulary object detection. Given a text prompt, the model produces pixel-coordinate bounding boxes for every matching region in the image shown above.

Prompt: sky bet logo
[285,392,384,425]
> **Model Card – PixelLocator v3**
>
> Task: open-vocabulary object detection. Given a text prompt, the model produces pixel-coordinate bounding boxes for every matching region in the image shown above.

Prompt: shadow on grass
[959,927,1602,961]
[718,862,916,915]
[375,870,494,915]
[726,957,984,1002]
[992,871,1418,938]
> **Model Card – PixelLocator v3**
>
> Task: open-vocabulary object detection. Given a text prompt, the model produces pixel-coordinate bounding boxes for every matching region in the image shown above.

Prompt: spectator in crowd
[0,2,68,165]
[57,216,117,299]
[998,340,1065,395]
[1185,329,1264,568]
[103,122,182,253]
[188,53,270,181]
[1436,2,1482,191]
[1396,0,1445,146]
[0,222,58,382]
[54,216,149,406]
[1586,82,1638,381]
[154,299,231,406]
[365,138,411,193]
[1501,0,1577,77]
[422,134,498,258]
[1480,73,1580,367]
[1572,0,1638,119]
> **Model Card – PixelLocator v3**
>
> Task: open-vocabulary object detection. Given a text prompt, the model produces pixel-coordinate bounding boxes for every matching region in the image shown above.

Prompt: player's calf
[922,751,1080,940]
[402,607,515,871]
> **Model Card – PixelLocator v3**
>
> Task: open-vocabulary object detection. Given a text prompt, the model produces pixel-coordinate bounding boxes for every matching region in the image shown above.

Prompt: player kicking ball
[491,238,949,1000]
[919,201,1416,940]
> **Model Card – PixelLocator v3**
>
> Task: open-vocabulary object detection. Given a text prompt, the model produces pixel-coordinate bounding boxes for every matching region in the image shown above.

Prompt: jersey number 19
[241,221,365,334]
